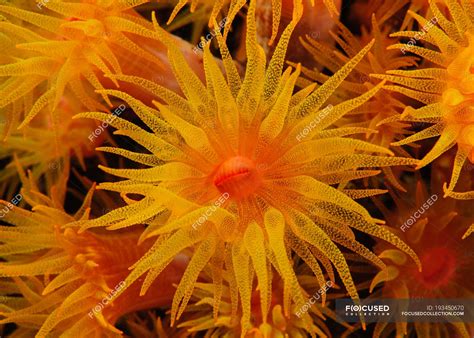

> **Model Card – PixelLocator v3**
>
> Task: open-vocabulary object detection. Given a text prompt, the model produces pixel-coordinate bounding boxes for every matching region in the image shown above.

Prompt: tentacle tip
[414,163,423,170]
[60,222,72,229]
[106,224,120,231]
[415,258,422,271]
[442,182,451,198]
[397,185,408,193]
[137,237,147,245]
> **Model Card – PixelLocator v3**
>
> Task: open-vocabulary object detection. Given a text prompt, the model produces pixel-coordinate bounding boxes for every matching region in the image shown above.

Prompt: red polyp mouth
[213,156,262,200]
[418,247,457,290]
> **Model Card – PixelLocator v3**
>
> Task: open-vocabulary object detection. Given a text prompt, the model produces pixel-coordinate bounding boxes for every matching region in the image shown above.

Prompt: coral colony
[0,0,473,337]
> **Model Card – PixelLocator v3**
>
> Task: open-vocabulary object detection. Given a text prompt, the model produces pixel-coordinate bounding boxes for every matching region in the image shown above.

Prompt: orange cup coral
[369,179,474,337]
[69,1,423,335]
[374,0,474,200]
[0,174,186,336]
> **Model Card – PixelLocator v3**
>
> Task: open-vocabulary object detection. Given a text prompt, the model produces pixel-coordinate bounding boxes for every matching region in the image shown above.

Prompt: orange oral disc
[213,156,262,199]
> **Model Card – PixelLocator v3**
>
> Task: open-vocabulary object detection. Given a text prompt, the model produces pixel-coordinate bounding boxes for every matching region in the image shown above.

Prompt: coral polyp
[299,13,419,190]
[368,179,474,337]
[0,0,163,133]
[0,96,107,192]
[69,1,423,334]
[374,0,474,199]
[0,175,186,336]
